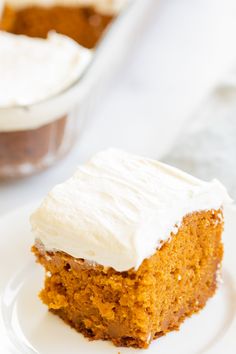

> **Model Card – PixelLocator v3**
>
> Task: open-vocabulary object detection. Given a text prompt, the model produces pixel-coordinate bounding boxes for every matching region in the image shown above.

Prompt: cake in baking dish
[31,149,231,348]
[0,0,127,48]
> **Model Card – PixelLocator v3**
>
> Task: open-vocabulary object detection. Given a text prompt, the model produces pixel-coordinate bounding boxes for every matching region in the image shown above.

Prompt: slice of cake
[31,149,231,349]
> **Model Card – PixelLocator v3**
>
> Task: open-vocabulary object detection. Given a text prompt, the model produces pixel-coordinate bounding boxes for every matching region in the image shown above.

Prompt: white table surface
[1,0,236,216]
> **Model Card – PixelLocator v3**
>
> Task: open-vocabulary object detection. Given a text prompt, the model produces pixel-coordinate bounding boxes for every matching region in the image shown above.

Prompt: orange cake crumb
[32,209,223,349]
[0,4,113,48]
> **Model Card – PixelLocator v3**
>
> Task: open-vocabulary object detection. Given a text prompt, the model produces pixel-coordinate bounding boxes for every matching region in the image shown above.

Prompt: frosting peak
[0,31,92,107]
[31,149,232,271]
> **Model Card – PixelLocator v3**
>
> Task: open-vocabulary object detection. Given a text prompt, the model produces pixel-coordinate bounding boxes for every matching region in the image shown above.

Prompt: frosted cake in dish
[0,0,130,178]
[0,30,92,179]
[31,149,231,348]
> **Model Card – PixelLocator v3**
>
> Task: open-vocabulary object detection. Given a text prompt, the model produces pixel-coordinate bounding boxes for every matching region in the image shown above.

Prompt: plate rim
[0,202,236,354]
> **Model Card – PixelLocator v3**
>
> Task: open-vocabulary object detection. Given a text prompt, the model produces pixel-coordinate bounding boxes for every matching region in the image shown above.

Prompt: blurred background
[1,0,236,213]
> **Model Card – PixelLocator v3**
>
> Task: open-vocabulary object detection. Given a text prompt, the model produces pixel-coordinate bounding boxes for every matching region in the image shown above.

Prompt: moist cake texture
[31,149,231,348]
[0,0,122,48]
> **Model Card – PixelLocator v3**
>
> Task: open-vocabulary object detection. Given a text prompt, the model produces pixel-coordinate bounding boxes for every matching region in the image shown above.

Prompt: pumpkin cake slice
[31,149,231,349]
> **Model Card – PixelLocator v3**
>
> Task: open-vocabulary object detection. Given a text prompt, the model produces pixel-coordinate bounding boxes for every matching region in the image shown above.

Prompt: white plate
[0,203,235,354]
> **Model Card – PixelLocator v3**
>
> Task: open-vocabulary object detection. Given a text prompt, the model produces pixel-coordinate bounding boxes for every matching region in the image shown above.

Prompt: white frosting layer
[2,0,128,15]
[31,149,232,272]
[0,31,92,107]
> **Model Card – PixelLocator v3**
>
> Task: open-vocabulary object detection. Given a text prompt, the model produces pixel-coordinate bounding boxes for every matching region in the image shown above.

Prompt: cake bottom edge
[47,277,218,349]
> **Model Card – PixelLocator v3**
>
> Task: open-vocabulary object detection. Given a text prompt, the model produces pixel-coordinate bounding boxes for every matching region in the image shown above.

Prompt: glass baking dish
[0,0,154,179]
